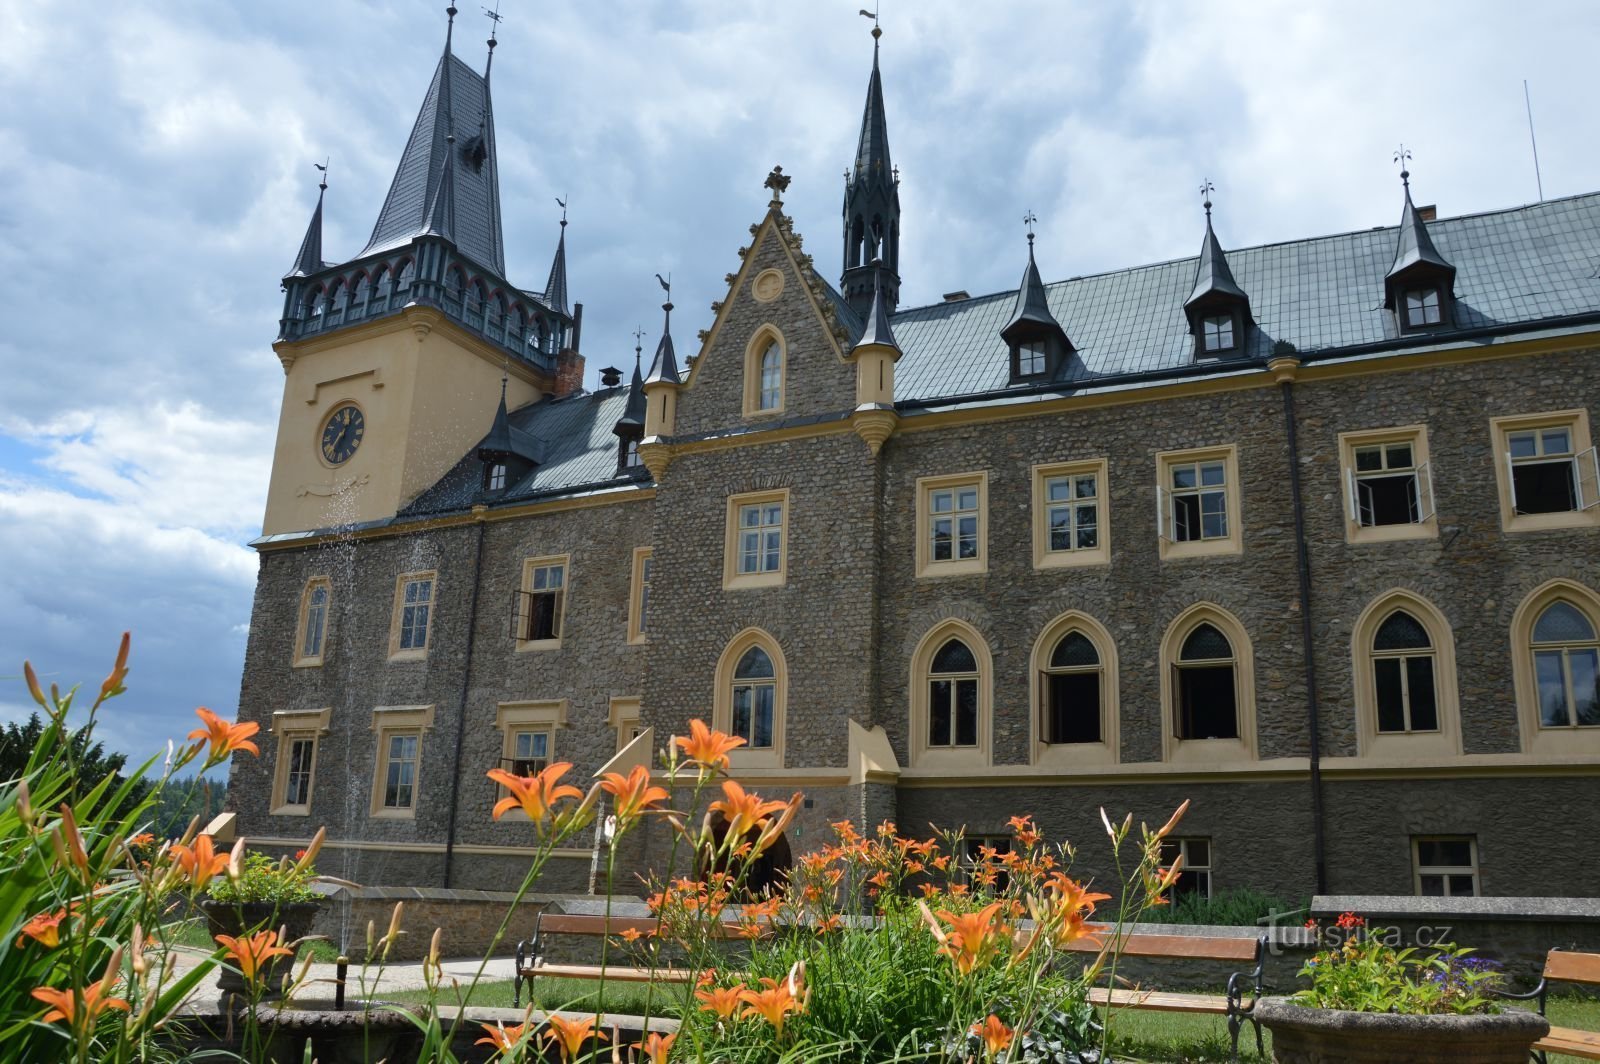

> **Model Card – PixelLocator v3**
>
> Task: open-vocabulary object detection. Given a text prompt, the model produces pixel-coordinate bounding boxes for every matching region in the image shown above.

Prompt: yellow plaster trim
[848,720,900,786]
[627,547,653,645]
[722,489,790,590]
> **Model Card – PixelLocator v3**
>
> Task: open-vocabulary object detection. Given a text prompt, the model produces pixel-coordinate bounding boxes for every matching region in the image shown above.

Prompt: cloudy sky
[1,0,1597,760]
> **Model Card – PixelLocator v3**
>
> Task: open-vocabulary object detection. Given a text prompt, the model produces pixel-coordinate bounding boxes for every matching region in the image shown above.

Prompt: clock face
[320,404,364,465]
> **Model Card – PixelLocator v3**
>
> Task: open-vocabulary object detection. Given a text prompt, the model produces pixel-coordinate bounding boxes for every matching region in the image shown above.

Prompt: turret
[840,23,901,319]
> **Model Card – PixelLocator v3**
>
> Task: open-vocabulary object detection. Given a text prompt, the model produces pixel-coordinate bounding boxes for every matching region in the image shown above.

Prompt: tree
[0,713,152,821]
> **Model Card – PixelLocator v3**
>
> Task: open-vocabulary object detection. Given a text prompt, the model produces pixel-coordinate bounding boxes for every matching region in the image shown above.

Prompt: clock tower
[262,6,576,537]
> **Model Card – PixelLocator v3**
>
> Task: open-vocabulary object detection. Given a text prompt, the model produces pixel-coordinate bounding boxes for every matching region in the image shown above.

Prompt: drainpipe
[1271,349,1328,896]
[442,512,489,888]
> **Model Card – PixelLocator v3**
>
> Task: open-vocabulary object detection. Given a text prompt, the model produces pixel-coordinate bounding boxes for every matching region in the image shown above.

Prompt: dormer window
[487,463,507,491]
[1201,314,1236,354]
[624,439,641,468]
[1016,341,1047,378]
[1405,288,1442,327]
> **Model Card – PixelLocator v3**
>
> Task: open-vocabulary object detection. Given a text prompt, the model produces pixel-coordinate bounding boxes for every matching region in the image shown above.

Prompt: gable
[675,211,857,438]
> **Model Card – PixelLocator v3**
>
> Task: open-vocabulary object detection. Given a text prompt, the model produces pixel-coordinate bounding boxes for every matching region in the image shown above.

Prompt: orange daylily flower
[487,762,584,826]
[673,719,745,769]
[214,930,294,986]
[637,1031,677,1063]
[169,834,231,889]
[971,1014,1015,1056]
[96,631,131,707]
[188,706,260,764]
[695,984,744,1020]
[542,1013,606,1061]
[599,764,670,829]
[708,780,787,839]
[16,910,65,949]
[931,900,1010,976]
[739,976,804,1037]
[617,925,643,943]
[32,947,129,1027]
[476,1018,534,1055]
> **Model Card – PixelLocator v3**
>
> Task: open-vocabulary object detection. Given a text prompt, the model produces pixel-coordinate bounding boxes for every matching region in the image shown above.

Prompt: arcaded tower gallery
[232,8,1600,901]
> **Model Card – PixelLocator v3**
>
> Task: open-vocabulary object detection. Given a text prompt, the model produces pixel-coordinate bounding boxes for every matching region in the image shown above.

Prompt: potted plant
[1254,912,1548,1063]
[201,851,324,996]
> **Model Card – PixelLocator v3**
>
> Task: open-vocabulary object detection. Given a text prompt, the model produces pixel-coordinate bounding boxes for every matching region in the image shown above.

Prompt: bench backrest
[1061,930,1262,964]
[1544,949,1600,986]
[536,914,761,940]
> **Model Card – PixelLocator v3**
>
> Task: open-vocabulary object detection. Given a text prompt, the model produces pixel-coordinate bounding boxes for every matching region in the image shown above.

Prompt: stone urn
[200,900,323,997]
[1254,996,1549,1063]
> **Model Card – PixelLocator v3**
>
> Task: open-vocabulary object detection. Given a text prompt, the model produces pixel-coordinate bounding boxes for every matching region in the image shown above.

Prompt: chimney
[942,290,970,302]
[1418,205,1437,222]
[599,366,623,388]
[555,349,585,398]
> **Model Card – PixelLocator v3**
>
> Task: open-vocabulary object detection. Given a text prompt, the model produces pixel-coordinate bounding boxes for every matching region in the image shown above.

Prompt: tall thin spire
[841,11,902,318]
[286,165,328,279]
[544,199,570,316]
[617,327,647,430]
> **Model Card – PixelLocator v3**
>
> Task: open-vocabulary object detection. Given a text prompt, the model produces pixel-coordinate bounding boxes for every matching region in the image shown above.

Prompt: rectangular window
[295,578,331,666]
[628,547,653,644]
[1413,836,1478,897]
[511,556,569,648]
[283,736,316,807]
[960,836,1013,893]
[488,463,507,491]
[1158,837,1213,900]
[508,729,551,775]
[723,490,789,589]
[1016,341,1047,377]
[389,572,438,660]
[609,696,643,753]
[1338,427,1436,543]
[1405,288,1442,327]
[382,732,419,810]
[1491,411,1600,532]
[1156,447,1242,560]
[1201,314,1234,352]
[1032,460,1110,569]
[916,472,989,577]
[493,701,567,807]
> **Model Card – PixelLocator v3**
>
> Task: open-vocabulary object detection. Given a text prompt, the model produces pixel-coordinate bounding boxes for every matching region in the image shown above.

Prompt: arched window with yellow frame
[1511,581,1600,757]
[712,628,787,769]
[742,326,787,417]
[908,620,992,769]
[1029,611,1119,767]
[1350,591,1460,759]
[1158,604,1257,764]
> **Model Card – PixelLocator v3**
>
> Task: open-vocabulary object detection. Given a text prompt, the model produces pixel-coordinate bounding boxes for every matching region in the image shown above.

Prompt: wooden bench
[1500,948,1600,1061]
[1067,930,1269,1062]
[513,913,748,1007]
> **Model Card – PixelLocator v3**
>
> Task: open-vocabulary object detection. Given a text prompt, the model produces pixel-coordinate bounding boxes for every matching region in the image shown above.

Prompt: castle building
[231,10,1600,901]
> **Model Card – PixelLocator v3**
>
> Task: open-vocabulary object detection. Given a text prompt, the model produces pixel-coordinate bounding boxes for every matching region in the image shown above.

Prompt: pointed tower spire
[1183,183,1252,357]
[841,12,901,318]
[545,200,570,316]
[1384,148,1455,316]
[643,294,681,387]
[286,166,327,279]
[1000,213,1072,382]
[618,328,647,430]
[854,265,900,354]
[360,4,506,273]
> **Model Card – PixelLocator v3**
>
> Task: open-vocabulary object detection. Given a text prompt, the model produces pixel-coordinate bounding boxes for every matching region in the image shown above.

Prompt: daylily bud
[365,919,375,957]
[381,901,405,959]
[227,837,245,882]
[1155,799,1191,840]
[23,661,46,708]
[16,778,32,827]
[132,924,149,977]
[296,827,326,871]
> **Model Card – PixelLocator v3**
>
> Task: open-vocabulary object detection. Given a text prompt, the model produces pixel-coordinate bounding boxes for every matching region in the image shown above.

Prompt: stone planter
[1255,996,1549,1063]
[201,900,323,997]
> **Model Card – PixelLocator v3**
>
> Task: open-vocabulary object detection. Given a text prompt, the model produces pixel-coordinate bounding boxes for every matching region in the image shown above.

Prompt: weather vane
[1200,179,1214,218]
[655,272,672,303]
[1023,209,1037,246]
[314,158,330,192]
[556,195,567,226]
[859,7,881,40]
[483,3,502,39]
[633,326,645,356]
[1394,143,1412,186]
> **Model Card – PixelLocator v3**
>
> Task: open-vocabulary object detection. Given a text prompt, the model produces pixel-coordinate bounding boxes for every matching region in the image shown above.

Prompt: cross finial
[314,158,330,193]
[1394,143,1412,187]
[1200,179,1215,219]
[764,165,791,206]
[633,326,645,365]
[556,195,567,227]
[1023,209,1037,248]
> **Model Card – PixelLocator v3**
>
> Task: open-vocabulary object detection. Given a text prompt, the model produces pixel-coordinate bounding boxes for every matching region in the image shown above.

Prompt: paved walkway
[172,949,520,1009]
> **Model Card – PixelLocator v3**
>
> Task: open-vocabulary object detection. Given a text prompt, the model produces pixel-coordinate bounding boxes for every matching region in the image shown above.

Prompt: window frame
[1489,410,1600,534]
[268,708,330,816]
[915,471,990,578]
[742,325,787,418]
[1412,836,1479,898]
[1155,446,1242,560]
[908,619,993,769]
[1349,591,1461,759]
[1031,460,1111,570]
[388,571,438,661]
[369,704,435,819]
[1511,580,1600,757]
[1158,604,1257,764]
[1403,287,1444,329]
[493,701,568,817]
[1337,426,1438,544]
[293,576,333,667]
[1158,837,1214,900]
[514,555,570,651]
[627,547,653,645]
[1029,611,1119,767]
[711,628,787,770]
[608,696,645,755]
[722,490,790,590]
[1200,313,1237,355]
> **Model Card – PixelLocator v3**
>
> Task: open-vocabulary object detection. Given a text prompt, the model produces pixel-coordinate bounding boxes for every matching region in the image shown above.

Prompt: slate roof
[402,388,635,517]
[361,51,505,274]
[892,191,1600,403]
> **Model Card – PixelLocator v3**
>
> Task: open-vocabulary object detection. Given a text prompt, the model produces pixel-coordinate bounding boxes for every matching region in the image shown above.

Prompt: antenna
[1524,80,1544,202]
